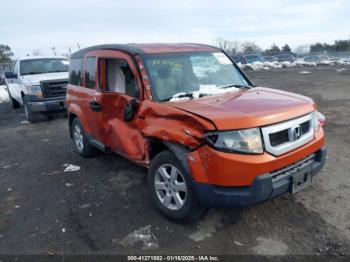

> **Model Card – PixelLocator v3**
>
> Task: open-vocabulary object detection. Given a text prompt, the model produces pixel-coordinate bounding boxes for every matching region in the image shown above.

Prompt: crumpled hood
[167,87,316,130]
[21,72,69,86]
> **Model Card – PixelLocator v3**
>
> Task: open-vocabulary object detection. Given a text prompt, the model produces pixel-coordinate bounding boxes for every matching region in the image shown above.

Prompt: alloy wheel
[154,164,187,210]
[73,124,84,152]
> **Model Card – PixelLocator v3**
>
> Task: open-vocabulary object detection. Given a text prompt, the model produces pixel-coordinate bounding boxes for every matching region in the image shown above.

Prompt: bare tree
[215,37,240,54]
[241,41,262,54]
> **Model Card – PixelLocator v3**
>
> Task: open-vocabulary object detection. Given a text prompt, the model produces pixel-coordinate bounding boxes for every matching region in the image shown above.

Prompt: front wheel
[148,150,205,223]
[24,102,39,123]
[10,95,20,109]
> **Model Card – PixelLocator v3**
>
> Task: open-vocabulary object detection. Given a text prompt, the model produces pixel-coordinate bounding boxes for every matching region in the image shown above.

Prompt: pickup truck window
[20,58,69,76]
[69,58,83,86]
[85,57,96,88]
[144,52,250,101]
[13,60,19,74]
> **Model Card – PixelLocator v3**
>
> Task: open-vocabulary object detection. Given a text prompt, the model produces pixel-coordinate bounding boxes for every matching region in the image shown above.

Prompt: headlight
[206,128,263,154]
[27,85,43,97]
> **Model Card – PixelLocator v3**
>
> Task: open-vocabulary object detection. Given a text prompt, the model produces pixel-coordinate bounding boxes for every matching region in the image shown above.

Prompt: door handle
[90,101,102,112]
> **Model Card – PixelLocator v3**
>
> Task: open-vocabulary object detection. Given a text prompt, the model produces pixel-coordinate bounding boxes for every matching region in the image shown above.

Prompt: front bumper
[187,128,325,186]
[192,148,326,208]
[25,95,66,112]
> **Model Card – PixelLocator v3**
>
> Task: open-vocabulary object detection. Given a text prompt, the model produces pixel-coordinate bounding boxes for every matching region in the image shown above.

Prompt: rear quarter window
[85,57,96,88]
[69,58,83,85]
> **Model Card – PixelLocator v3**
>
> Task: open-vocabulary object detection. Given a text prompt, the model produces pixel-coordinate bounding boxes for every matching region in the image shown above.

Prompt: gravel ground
[0,65,350,256]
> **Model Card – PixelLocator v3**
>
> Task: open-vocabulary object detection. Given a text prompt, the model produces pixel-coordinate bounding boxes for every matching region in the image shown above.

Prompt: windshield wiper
[219,84,251,89]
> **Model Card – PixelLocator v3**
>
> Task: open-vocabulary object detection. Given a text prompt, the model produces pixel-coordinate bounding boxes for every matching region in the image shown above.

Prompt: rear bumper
[192,147,326,208]
[25,95,66,112]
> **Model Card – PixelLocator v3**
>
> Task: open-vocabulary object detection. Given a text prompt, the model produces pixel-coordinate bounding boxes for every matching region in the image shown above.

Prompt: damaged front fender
[136,100,216,150]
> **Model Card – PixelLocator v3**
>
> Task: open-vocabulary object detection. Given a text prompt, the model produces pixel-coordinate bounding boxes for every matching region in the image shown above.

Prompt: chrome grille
[300,121,310,134]
[269,120,311,147]
[269,129,289,147]
[41,80,68,98]
[261,113,314,156]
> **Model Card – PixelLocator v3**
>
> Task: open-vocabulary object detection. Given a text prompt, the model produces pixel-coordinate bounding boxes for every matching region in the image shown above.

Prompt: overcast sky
[1,0,349,57]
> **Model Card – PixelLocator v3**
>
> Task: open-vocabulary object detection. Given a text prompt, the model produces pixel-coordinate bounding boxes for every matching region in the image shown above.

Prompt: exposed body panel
[136,100,216,149]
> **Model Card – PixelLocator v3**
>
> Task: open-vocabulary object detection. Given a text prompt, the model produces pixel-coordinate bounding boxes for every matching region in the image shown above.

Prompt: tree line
[310,39,350,52]
[1,38,350,64]
[216,37,291,55]
[216,37,350,55]
[0,44,13,64]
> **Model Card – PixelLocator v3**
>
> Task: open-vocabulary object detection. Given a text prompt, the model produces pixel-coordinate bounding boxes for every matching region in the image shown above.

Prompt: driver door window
[98,58,137,97]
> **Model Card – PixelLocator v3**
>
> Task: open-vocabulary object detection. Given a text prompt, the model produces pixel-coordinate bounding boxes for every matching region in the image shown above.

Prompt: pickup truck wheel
[71,118,97,157]
[10,95,20,109]
[24,102,39,123]
[148,150,205,223]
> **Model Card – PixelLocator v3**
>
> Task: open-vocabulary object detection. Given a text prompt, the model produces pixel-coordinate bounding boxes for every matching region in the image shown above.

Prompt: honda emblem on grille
[291,125,301,141]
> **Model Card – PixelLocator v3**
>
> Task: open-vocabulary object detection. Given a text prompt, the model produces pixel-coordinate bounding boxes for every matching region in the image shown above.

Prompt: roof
[70,43,221,59]
[19,55,68,61]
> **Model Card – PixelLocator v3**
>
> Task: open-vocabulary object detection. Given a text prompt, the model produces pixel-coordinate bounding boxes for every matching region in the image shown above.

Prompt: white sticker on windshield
[62,61,70,65]
[213,52,232,65]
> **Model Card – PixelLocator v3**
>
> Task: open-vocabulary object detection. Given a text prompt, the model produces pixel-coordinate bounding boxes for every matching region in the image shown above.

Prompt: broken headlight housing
[205,128,263,154]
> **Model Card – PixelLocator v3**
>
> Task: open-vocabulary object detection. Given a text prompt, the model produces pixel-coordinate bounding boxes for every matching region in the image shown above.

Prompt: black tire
[148,150,205,223]
[24,101,40,123]
[71,118,97,158]
[10,95,20,109]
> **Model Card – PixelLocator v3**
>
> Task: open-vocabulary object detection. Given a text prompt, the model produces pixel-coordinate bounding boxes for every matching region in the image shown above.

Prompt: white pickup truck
[5,56,69,122]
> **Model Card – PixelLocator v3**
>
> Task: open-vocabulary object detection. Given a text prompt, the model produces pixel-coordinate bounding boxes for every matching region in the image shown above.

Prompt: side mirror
[5,72,17,79]
[124,98,138,121]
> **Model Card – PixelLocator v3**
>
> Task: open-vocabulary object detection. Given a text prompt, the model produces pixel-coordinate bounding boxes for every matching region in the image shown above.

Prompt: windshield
[20,58,69,76]
[144,52,251,101]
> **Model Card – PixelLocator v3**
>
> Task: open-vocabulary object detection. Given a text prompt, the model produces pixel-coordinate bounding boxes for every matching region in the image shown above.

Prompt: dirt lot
[0,66,350,256]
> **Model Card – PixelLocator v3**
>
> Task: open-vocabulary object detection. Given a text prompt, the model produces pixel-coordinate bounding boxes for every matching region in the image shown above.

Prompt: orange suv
[67,44,326,222]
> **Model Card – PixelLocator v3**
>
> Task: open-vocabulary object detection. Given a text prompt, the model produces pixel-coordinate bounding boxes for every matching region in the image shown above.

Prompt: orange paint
[67,43,325,188]
[187,129,324,186]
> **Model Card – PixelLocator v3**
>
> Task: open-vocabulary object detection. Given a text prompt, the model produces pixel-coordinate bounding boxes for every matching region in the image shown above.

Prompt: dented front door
[86,50,146,162]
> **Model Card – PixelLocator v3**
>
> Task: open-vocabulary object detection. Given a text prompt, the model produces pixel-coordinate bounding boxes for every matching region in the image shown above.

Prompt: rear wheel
[148,150,205,223]
[71,118,97,157]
